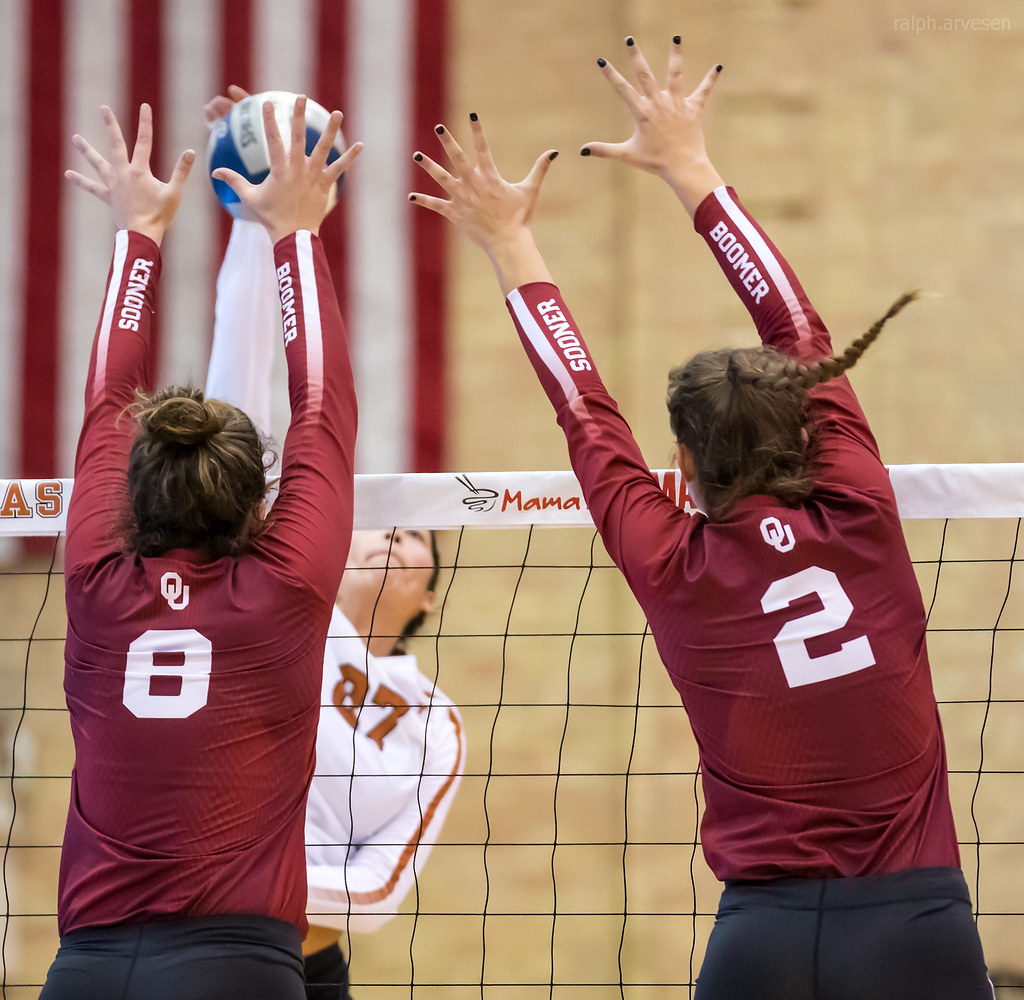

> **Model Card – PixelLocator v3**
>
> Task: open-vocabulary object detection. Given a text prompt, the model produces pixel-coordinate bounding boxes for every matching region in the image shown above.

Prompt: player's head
[125,386,271,558]
[339,528,442,653]
[667,292,918,519]
[668,344,813,519]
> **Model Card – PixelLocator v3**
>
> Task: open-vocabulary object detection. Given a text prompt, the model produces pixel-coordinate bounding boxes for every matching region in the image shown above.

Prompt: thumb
[211,166,253,199]
[522,148,559,193]
[170,149,196,192]
[579,140,630,161]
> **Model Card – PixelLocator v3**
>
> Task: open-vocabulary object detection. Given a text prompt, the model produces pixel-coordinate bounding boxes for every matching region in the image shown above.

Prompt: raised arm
[580,37,836,361]
[582,39,898,481]
[580,35,723,218]
[409,119,556,296]
[204,89,280,434]
[410,116,680,580]
[306,701,466,932]
[215,98,364,596]
[63,104,194,572]
[205,219,277,434]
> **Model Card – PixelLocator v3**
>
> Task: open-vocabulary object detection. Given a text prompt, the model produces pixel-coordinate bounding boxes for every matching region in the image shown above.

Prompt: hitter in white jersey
[206,206,465,1000]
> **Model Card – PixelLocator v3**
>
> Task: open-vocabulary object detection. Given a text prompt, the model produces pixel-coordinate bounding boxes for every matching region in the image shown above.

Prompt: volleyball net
[1,465,1023,996]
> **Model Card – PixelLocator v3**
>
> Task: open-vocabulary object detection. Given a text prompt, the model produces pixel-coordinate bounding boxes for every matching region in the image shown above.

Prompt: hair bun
[137,390,226,446]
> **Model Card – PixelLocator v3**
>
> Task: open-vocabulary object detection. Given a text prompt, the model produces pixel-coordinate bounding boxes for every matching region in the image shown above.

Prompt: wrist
[484,229,552,297]
[127,223,167,247]
[659,156,725,219]
[267,223,319,243]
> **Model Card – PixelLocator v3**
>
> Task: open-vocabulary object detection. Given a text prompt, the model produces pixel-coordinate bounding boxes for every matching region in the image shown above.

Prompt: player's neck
[339,596,404,657]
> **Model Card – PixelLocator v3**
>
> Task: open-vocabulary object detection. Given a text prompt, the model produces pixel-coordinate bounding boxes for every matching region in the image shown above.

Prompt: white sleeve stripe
[507,288,580,407]
[295,230,324,417]
[712,186,815,346]
[92,230,130,398]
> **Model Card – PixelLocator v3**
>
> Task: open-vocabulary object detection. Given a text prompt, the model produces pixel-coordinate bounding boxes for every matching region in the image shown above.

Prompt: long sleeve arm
[693,186,889,482]
[251,230,357,602]
[305,702,466,932]
[205,219,279,435]
[65,230,161,575]
[693,186,832,360]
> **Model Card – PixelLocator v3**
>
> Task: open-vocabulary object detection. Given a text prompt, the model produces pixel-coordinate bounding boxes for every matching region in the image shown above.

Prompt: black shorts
[304,941,352,1000]
[696,866,992,1000]
[39,914,305,1000]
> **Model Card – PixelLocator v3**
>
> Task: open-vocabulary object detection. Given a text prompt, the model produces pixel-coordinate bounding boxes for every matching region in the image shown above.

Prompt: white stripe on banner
[160,0,219,394]
[255,0,315,92]
[0,0,27,562]
[0,0,26,473]
[349,0,415,474]
[61,0,124,476]
[253,0,316,450]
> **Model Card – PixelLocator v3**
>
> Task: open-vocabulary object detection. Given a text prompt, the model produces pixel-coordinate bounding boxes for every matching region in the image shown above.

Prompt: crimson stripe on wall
[19,0,65,484]
[411,0,448,472]
[315,0,351,329]
[128,0,164,389]
[217,0,253,254]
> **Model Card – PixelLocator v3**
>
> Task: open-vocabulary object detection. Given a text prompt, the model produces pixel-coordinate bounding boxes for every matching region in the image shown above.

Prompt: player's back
[643,479,958,881]
[59,539,333,933]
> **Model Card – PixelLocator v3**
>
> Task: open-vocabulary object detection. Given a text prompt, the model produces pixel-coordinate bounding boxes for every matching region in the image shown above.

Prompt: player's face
[342,528,437,617]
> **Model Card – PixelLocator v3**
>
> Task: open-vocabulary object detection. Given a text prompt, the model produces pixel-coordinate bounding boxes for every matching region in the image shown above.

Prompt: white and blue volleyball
[207,91,346,218]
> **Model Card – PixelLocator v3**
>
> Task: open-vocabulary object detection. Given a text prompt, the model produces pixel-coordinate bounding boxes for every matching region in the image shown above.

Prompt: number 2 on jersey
[760,566,875,688]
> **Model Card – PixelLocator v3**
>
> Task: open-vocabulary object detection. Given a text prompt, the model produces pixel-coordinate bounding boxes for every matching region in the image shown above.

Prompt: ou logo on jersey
[161,571,190,610]
[760,516,796,553]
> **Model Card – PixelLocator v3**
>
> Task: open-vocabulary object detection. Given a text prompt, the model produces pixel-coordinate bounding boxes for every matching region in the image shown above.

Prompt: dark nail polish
[548,151,558,161]
[626,36,634,46]
[469,112,478,122]
[716,64,723,72]
[580,148,591,157]
[597,57,606,67]
[673,35,681,45]
[435,124,444,134]
[408,194,417,201]
[414,152,423,161]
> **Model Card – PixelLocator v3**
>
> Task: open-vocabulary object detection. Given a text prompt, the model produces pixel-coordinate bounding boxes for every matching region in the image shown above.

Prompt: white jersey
[207,219,466,932]
[305,607,465,931]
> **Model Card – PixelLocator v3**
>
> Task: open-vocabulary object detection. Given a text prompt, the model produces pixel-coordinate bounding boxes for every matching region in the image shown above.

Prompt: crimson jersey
[59,229,356,936]
[505,186,958,881]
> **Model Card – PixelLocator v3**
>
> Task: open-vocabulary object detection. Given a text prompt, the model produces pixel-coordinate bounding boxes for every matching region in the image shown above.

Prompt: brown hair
[125,386,272,559]
[391,530,442,655]
[667,292,919,519]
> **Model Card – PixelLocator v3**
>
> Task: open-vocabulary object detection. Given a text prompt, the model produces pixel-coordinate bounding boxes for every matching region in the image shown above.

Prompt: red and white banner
[5,465,1024,538]
[0,0,449,510]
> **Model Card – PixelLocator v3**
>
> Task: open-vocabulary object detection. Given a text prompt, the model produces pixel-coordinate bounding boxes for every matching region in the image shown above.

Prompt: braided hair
[667,292,919,519]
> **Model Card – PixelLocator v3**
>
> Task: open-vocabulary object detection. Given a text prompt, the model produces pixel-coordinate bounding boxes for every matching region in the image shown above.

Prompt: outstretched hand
[409,116,556,295]
[204,84,251,127]
[212,96,362,242]
[65,104,195,245]
[581,36,724,217]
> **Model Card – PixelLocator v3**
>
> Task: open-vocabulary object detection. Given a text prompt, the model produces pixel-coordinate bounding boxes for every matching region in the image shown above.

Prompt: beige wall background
[3,0,1024,996]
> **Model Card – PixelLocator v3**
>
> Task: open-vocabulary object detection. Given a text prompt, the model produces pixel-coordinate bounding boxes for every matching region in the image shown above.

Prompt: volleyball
[207,90,346,219]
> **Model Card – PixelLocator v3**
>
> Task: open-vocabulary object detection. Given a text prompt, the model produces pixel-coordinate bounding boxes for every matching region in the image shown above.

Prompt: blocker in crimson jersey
[208,91,346,219]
